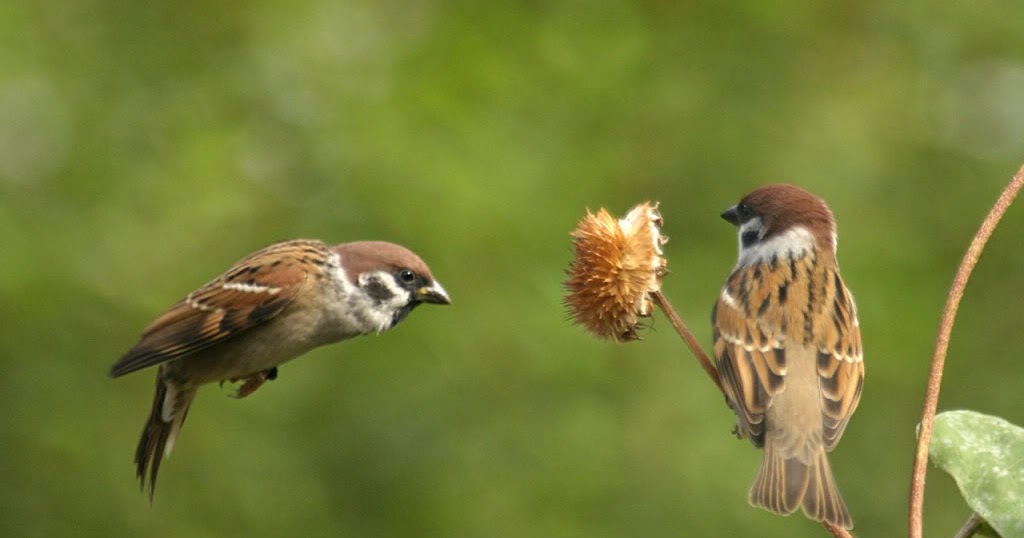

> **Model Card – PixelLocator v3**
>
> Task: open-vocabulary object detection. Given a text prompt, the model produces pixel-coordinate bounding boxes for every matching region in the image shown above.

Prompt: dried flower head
[564,202,668,342]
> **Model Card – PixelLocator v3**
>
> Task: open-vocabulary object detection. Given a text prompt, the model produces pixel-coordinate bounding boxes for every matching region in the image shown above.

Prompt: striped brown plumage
[713,185,864,529]
[110,239,450,501]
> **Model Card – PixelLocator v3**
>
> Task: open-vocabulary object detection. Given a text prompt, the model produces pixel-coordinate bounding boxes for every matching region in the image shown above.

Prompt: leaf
[930,410,1024,538]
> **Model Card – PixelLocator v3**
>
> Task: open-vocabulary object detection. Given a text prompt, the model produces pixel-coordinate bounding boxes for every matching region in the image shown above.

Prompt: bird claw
[225,367,278,399]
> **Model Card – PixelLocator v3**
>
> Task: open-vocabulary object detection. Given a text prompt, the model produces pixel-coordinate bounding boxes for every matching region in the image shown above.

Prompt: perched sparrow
[109,239,450,501]
[712,185,864,529]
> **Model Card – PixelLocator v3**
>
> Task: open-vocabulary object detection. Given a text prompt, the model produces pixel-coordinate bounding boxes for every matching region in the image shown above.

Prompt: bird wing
[109,240,324,377]
[712,267,787,447]
[712,260,864,450]
[815,271,864,450]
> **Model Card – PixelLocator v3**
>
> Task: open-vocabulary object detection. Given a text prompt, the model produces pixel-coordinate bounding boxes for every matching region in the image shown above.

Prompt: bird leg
[224,367,278,399]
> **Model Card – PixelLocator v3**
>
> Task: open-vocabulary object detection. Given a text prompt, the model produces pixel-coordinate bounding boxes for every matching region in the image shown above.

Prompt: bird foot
[223,367,278,399]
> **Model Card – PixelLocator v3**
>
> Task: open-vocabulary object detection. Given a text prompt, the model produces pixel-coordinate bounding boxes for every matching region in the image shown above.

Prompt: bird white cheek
[358,272,411,333]
[314,254,391,339]
[321,255,416,339]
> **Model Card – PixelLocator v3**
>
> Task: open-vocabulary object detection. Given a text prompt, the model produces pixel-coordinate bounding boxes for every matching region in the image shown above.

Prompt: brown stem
[908,164,1024,538]
[651,290,723,394]
[952,513,984,538]
[821,520,855,538]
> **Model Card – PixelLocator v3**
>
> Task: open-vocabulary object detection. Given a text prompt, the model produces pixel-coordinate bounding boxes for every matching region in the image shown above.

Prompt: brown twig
[908,164,1024,538]
[651,290,723,393]
[952,513,985,538]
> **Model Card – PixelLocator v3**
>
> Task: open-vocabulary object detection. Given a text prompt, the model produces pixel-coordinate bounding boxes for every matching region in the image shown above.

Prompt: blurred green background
[3,1,1024,536]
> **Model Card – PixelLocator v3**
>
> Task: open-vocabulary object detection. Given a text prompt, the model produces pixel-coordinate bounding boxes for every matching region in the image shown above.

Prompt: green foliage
[930,410,1024,538]
[2,1,1024,537]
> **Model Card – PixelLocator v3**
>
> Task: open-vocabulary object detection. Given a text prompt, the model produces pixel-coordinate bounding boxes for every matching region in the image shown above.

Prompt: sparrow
[711,184,864,529]
[109,239,450,501]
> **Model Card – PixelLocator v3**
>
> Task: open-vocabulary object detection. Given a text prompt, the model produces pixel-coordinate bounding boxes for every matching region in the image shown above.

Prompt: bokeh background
[3,1,1023,537]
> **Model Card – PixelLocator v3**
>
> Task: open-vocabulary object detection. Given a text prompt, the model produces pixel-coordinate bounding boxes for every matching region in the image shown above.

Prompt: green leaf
[930,410,1024,538]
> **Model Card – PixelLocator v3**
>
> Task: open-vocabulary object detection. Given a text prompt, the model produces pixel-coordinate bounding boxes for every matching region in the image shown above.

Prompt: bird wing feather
[713,260,863,450]
[108,240,324,377]
[713,278,786,446]
[816,273,864,450]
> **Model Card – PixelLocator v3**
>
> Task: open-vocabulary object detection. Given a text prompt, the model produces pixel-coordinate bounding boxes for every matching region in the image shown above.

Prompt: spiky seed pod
[564,202,668,342]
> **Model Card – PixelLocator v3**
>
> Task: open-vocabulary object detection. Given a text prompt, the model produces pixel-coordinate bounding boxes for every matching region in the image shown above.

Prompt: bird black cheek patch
[363,276,395,305]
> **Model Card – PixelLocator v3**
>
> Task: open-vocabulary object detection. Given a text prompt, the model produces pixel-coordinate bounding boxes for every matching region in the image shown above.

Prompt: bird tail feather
[134,373,196,503]
[749,438,852,529]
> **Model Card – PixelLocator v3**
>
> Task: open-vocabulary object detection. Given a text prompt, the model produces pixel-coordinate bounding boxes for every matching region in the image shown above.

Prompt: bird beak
[417,282,451,305]
[720,205,739,225]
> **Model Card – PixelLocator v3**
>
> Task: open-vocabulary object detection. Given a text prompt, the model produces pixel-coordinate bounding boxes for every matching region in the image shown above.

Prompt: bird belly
[162,308,331,387]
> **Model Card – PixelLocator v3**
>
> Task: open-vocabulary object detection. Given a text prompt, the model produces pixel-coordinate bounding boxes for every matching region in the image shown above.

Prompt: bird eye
[398,269,416,284]
[737,203,753,219]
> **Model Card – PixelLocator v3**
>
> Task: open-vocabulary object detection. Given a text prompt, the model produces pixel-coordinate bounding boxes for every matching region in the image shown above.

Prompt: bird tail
[749,438,852,529]
[134,372,196,502]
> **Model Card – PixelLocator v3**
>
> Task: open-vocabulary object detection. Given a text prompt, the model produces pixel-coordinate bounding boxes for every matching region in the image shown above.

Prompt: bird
[109,239,450,501]
[711,184,864,529]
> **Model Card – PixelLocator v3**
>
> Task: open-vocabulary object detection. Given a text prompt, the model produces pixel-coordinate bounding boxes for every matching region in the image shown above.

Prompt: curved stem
[952,513,984,538]
[651,290,723,393]
[908,164,1024,538]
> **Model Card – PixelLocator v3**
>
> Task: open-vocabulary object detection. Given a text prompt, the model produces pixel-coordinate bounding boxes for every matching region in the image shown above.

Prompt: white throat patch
[737,225,816,267]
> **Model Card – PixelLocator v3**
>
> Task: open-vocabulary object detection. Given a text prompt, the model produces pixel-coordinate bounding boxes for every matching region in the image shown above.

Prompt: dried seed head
[564,202,668,342]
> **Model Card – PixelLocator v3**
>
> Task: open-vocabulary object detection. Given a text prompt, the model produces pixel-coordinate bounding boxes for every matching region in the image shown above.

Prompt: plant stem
[651,290,723,393]
[952,513,984,538]
[908,164,1024,538]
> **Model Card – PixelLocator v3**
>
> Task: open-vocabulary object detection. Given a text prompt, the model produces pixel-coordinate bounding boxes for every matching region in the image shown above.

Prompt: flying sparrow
[712,185,864,529]
[109,239,450,501]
